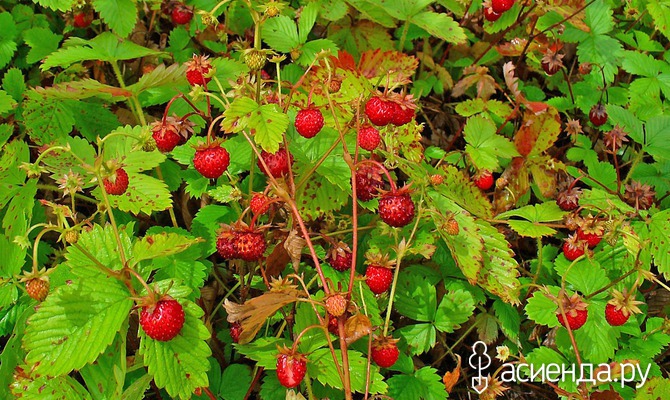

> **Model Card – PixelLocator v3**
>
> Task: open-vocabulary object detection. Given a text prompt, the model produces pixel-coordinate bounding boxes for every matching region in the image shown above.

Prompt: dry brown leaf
[224,286,302,344]
[451,66,496,100]
[442,354,461,393]
[284,230,306,272]
[343,313,372,345]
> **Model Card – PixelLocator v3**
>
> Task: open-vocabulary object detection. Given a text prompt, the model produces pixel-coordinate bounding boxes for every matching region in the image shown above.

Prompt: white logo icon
[469,341,490,394]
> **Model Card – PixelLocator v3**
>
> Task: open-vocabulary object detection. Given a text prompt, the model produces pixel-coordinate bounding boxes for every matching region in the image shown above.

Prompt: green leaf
[127,63,187,95]
[493,299,520,340]
[476,221,521,304]
[34,0,76,11]
[92,0,137,38]
[23,271,133,376]
[0,13,17,70]
[12,374,93,399]
[434,289,475,333]
[648,210,670,279]
[139,296,211,400]
[520,346,568,381]
[65,223,134,271]
[219,364,253,400]
[553,258,609,297]
[410,11,466,45]
[525,288,560,327]
[387,367,448,400]
[222,96,258,133]
[259,374,285,400]
[571,301,618,363]
[0,90,15,115]
[121,374,153,400]
[499,203,566,237]
[506,220,556,238]
[235,337,290,369]
[68,100,121,141]
[42,32,164,71]
[636,378,670,400]
[2,179,37,254]
[23,27,62,65]
[643,115,670,161]
[296,174,349,219]
[298,1,319,43]
[464,115,519,171]
[22,90,74,145]
[295,302,328,354]
[133,232,202,264]
[2,68,26,102]
[297,39,339,66]
[100,173,172,214]
[262,15,301,53]
[397,323,436,355]
[395,268,437,322]
[250,104,289,153]
[647,0,670,41]
[80,327,127,400]
[621,50,663,77]
[308,348,387,394]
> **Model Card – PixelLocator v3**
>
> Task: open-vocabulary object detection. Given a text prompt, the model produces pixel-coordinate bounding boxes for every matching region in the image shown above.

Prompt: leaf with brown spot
[224,288,302,344]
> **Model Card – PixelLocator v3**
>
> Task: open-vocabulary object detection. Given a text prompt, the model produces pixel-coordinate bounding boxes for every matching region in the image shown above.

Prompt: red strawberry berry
[151,116,194,153]
[484,7,501,22]
[577,227,602,248]
[371,336,400,368]
[327,313,340,335]
[327,243,353,272]
[139,298,185,341]
[295,108,324,138]
[563,235,586,261]
[216,231,239,260]
[491,0,514,13]
[230,321,242,343]
[235,230,267,261]
[185,55,213,86]
[391,104,415,126]
[276,348,307,389]
[103,168,129,196]
[605,304,629,326]
[365,96,395,126]
[355,164,384,201]
[193,144,230,179]
[258,148,293,178]
[250,193,271,215]
[73,12,92,28]
[171,3,193,25]
[589,104,608,127]
[365,264,394,294]
[358,126,381,151]
[557,308,588,331]
[378,188,415,228]
[557,187,582,211]
[474,170,494,190]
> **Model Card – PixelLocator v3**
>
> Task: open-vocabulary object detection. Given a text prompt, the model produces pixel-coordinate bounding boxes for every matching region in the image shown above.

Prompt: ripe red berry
[542,60,560,76]
[250,193,270,215]
[235,230,267,262]
[171,3,193,25]
[327,244,353,272]
[230,321,242,343]
[358,126,381,151]
[73,12,92,28]
[258,148,293,178]
[276,349,307,389]
[151,122,182,153]
[605,304,629,326]
[557,308,588,331]
[391,104,415,126]
[193,144,230,179]
[25,278,49,302]
[371,336,399,368]
[365,264,394,294]
[491,0,514,13]
[327,313,340,335]
[577,227,602,248]
[365,96,394,126]
[103,168,129,196]
[139,299,185,341]
[557,187,581,211]
[295,108,324,138]
[474,170,494,190]
[185,55,213,86]
[378,189,415,228]
[484,7,501,22]
[216,232,239,260]
[355,164,384,201]
[589,104,608,127]
[562,236,586,261]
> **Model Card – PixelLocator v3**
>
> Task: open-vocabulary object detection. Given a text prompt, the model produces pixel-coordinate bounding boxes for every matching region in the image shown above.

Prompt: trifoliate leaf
[397,323,436,355]
[23,272,133,376]
[65,223,134,272]
[464,115,519,171]
[23,27,62,65]
[387,367,448,400]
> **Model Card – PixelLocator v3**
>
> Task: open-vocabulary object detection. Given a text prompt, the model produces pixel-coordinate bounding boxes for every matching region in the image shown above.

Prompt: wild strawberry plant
[0,0,669,399]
